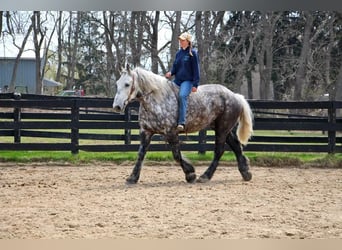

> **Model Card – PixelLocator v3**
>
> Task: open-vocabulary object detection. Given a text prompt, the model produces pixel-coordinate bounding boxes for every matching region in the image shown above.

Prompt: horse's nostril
[113,105,121,112]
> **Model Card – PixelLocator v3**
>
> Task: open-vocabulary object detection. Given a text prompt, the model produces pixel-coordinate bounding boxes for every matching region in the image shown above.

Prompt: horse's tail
[235,93,253,145]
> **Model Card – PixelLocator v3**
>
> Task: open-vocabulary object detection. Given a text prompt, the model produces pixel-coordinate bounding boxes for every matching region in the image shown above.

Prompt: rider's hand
[192,87,197,92]
[165,72,172,79]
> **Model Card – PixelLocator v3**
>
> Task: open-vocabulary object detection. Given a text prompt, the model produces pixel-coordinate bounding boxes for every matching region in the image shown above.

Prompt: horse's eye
[125,83,130,87]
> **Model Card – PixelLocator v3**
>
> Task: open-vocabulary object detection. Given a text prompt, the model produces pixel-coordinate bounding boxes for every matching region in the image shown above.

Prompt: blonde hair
[179,32,193,56]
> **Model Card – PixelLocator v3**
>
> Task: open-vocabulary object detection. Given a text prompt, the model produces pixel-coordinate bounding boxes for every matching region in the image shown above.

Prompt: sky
[0,11,174,59]
[1,35,37,58]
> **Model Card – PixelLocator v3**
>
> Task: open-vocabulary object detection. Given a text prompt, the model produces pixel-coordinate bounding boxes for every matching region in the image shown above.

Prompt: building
[0,57,62,95]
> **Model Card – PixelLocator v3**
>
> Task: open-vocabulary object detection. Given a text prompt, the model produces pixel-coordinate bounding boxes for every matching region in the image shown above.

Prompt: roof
[42,78,63,87]
[0,57,36,61]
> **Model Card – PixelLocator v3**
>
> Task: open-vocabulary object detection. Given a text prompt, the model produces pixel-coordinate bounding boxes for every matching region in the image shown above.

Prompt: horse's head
[113,65,140,113]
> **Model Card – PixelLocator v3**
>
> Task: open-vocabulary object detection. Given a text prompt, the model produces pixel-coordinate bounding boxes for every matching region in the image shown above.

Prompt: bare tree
[129,11,146,67]
[293,11,314,100]
[9,23,33,92]
[31,11,47,94]
[163,11,181,73]
[0,11,3,37]
[195,11,225,86]
[55,11,63,82]
[335,63,342,102]
[102,11,116,94]
[86,11,131,95]
[145,11,160,73]
[40,12,58,84]
[324,14,336,90]
[101,11,129,85]
[254,11,280,100]
[66,11,81,90]
[236,32,255,98]
[4,10,338,100]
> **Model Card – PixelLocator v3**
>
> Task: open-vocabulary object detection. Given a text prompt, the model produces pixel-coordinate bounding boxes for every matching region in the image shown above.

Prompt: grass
[0,150,341,168]
[0,127,341,168]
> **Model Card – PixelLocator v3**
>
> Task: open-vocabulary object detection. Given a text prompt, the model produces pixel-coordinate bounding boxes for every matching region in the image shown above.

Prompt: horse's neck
[138,80,178,117]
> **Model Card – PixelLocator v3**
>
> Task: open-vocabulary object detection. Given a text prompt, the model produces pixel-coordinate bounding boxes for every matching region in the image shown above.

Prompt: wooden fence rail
[0,93,341,154]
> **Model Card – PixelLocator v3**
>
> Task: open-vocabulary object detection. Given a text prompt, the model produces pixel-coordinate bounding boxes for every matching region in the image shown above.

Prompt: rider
[165,32,200,131]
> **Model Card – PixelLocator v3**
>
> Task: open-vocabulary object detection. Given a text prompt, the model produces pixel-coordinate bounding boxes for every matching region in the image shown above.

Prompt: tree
[3,11,341,100]
[195,11,225,86]
[0,11,3,36]
[55,11,64,83]
[254,12,281,100]
[164,11,181,73]
[129,11,146,67]
[144,11,160,73]
[65,11,81,90]
[31,11,47,94]
[9,23,33,92]
[335,63,342,102]
[102,11,118,95]
[216,11,258,96]
[293,11,314,100]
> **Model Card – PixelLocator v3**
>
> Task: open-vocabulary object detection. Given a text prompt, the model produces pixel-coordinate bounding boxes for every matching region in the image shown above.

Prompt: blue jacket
[171,47,200,88]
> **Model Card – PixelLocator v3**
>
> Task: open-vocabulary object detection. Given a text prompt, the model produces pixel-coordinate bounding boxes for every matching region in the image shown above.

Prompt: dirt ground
[0,162,341,239]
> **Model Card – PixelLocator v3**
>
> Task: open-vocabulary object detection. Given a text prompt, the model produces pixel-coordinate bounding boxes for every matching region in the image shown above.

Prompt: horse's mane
[133,67,175,102]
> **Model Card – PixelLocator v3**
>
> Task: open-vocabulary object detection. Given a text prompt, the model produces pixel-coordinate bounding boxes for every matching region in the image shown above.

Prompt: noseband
[125,72,136,104]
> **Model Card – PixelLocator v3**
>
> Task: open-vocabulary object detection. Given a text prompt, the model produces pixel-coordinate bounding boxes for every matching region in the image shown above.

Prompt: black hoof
[126,175,138,184]
[196,175,210,183]
[186,172,197,183]
[241,171,252,181]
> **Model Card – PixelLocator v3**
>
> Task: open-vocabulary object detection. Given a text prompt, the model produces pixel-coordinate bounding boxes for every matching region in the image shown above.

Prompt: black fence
[0,93,341,154]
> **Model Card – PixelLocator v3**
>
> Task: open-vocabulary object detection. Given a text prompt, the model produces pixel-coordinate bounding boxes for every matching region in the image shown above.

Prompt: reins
[128,70,153,102]
[127,72,136,101]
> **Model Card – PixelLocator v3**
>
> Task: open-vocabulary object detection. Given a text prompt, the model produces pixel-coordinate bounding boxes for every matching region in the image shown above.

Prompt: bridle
[126,72,136,102]
[122,72,135,108]
[125,70,153,104]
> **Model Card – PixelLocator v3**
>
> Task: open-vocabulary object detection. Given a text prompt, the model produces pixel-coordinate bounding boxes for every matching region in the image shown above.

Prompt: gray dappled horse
[113,65,253,184]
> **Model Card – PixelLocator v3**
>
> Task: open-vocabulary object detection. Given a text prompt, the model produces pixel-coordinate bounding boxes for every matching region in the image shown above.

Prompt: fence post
[198,129,207,155]
[124,106,132,144]
[328,101,336,154]
[13,107,21,143]
[13,93,22,143]
[71,100,79,154]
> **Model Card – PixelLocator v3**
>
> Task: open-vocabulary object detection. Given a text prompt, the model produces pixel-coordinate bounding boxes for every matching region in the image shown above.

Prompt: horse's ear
[126,63,131,74]
[117,62,124,74]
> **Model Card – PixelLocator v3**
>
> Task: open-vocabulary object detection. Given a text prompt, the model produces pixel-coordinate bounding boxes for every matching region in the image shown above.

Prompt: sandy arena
[0,163,341,239]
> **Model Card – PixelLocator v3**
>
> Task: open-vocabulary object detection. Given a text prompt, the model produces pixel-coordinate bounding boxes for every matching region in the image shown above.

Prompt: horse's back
[185,84,241,132]
[197,84,235,96]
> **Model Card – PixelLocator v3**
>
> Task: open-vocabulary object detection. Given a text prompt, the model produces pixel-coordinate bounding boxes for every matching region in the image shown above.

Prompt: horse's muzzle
[113,97,129,113]
[113,100,128,113]
[113,105,122,113]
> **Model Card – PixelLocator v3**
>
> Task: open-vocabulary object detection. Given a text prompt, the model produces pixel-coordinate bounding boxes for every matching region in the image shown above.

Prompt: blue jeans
[178,81,193,125]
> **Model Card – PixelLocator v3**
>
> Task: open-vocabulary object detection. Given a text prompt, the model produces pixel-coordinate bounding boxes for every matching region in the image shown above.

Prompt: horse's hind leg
[126,130,152,184]
[168,136,196,183]
[197,136,226,183]
[226,131,252,181]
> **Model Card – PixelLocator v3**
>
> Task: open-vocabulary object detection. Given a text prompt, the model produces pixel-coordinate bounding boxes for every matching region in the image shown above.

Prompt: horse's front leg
[167,135,196,183]
[126,130,152,184]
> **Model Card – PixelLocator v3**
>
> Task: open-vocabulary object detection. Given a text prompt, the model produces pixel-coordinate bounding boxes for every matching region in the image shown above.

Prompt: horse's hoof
[186,172,197,183]
[241,171,252,181]
[126,175,138,184]
[196,175,210,183]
